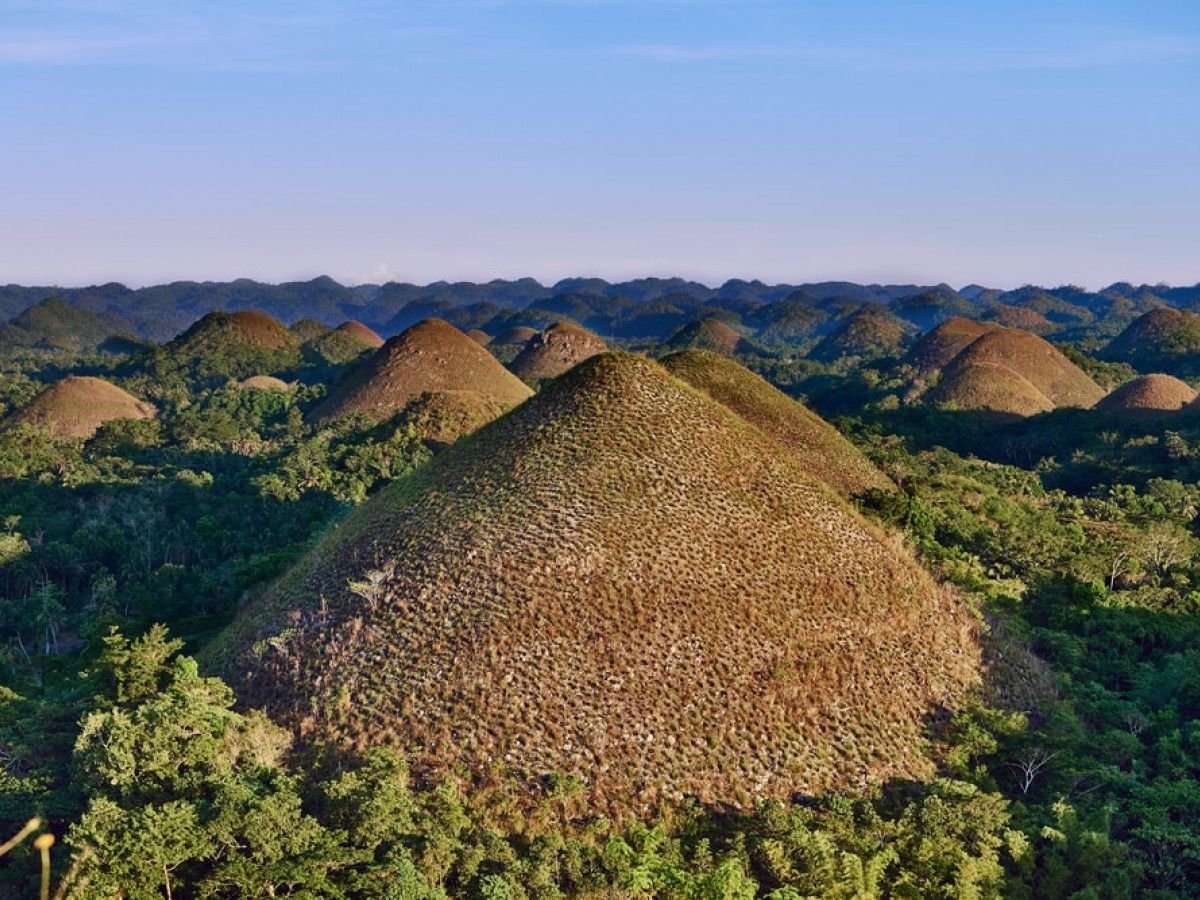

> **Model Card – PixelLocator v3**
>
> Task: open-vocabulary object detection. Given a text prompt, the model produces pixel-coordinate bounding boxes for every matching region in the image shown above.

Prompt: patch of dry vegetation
[216,352,981,814]
[175,310,299,352]
[929,361,1055,418]
[309,318,533,424]
[660,349,893,497]
[466,328,493,346]
[10,376,157,438]
[510,321,607,382]
[305,320,386,365]
[663,318,749,355]
[238,375,293,392]
[1095,374,1197,416]
[905,318,1000,376]
[981,304,1053,331]
[394,390,506,449]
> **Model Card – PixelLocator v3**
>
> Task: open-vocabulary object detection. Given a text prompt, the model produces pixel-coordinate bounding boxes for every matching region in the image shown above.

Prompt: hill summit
[1104,308,1200,375]
[310,318,533,424]
[11,376,156,438]
[304,320,386,365]
[509,321,607,381]
[663,318,750,355]
[218,352,980,812]
[1095,374,1197,416]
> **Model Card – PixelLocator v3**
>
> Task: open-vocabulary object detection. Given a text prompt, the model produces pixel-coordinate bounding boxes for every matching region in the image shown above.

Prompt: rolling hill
[809,311,907,363]
[9,376,157,438]
[663,318,751,355]
[144,310,302,384]
[929,362,1055,418]
[509,321,607,382]
[904,318,1000,376]
[309,318,533,424]
[216,352,981,812]
[1104,308,1200,375]
[1094,374,1197,416]
[304,320,385,365]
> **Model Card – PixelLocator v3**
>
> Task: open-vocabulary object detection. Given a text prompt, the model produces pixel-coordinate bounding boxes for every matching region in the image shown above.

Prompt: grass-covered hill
[215,352,981,812]
[8,375,156,438]
[931,327,1106,415]
[904,317,1001,376]
[662,317,752,355]
[0,297,134,351]
[303,320,385,365]
[309,318,533,424]
[1094,373,1197,417]
[129,309,303,388]
[660,349,894,497]
[809,310,908,362]
[509,320,606,382]
[1104,308,1200,375]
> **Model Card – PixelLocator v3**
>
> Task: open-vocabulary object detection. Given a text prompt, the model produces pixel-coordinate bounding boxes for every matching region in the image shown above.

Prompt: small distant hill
[493,326,538,347]
[309,318,533,424]
[216,352,979,812]
[745,298,829,342]
[1104,309,1200,375]
[142,310,302,384]
[663,318,753,355]
[466,329,492,346]
[809,311,907,363]
[10,376,156,438]
[304,320,385,365]
[1095,374,1196,416]
[939,328,1105,410]
[661,350,894,496]
[0,297,134,352]
[290,319,330,341]
[238,375,292,392]
[981,303,1053,332]
[510,321,607,381]
[904,318,1000,376]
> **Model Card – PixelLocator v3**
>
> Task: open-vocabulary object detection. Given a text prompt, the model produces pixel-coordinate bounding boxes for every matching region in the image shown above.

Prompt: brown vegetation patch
[217,352,981,814]
[11,376,156,438]
[466,329,493,346]
[309,318,533,424]
[1095,374,1197,416]
[333,320,385,349]
[982,304,1053,331]
[510,321,607,381]
[395,390,507,449]
[944,327,1104,408]
[929,361,1054,417]
[174,310,299,351]
[904,318,1000,376]
[493,326,539,347]
[661,349,893,497]
[663,318,748,355]
[238,375,293,392]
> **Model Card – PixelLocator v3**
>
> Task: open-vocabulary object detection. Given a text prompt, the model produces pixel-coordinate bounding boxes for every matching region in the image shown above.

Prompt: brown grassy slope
[929,361,1055,417]
[309,318,533,424]
[904,318,1000,375]
[663,318,748,355]
[510,321,607,381]
[173,310,299,351]
[810,312,906,362]
[493,326,538,346]
[466,329,493,346]
[1095,374,1196,415]
[306,320,386,365]
[946,328,1105,408]
[335,320,385,348]
[982,304,1053,331]
[394,390,506,449]
[238,375,292,392]
[12,376,156,438]
[660,350,893,497]
[215,352,981,813]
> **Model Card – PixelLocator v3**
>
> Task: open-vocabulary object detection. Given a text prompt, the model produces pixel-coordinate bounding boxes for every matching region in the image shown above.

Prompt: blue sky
[0,0,1197,289]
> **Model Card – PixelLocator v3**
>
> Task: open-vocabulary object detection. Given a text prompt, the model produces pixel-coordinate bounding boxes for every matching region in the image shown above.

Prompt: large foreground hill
[216,353,980,812]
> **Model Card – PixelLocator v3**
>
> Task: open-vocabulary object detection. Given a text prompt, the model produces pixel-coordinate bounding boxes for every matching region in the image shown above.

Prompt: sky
[0,0,1197,290]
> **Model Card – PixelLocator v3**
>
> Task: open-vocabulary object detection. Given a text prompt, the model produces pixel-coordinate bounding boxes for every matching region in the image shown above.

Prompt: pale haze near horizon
[1,0,1197,291]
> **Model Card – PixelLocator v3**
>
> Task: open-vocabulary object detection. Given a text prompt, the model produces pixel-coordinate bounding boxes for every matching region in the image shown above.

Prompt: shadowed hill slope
[509,321,607,381]
[11,376,156,438]
[1104,308,1200,374]
[810,311,907,362]
[305,320,385,365]
[943,328,1105,409]
[663,318,750,355]
[661,350,893,497]
[1095,374,1196,415]
[309,318,532,424]
[216,352,980,812]
[904,318,1000,376]
[466,329,493,346]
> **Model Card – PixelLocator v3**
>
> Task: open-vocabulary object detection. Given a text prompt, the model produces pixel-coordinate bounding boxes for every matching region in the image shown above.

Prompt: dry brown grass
[395,390,507,449]
[174,310,299,351]
[309,318,533,424]
[334,320,385,348]
[510,321,607,381]
[493,326,539,347]
[11,376,157,438]
[238,375,293,392]
[663,318,748,355]
[216,352,981,814]
[661,349,893,497]
[941,327,1104,409]
[1095,374,1197,415]
[929,361,1054,417]
[466,329,493,346]
[904,318,1000,376]
[982,304,1053,331]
